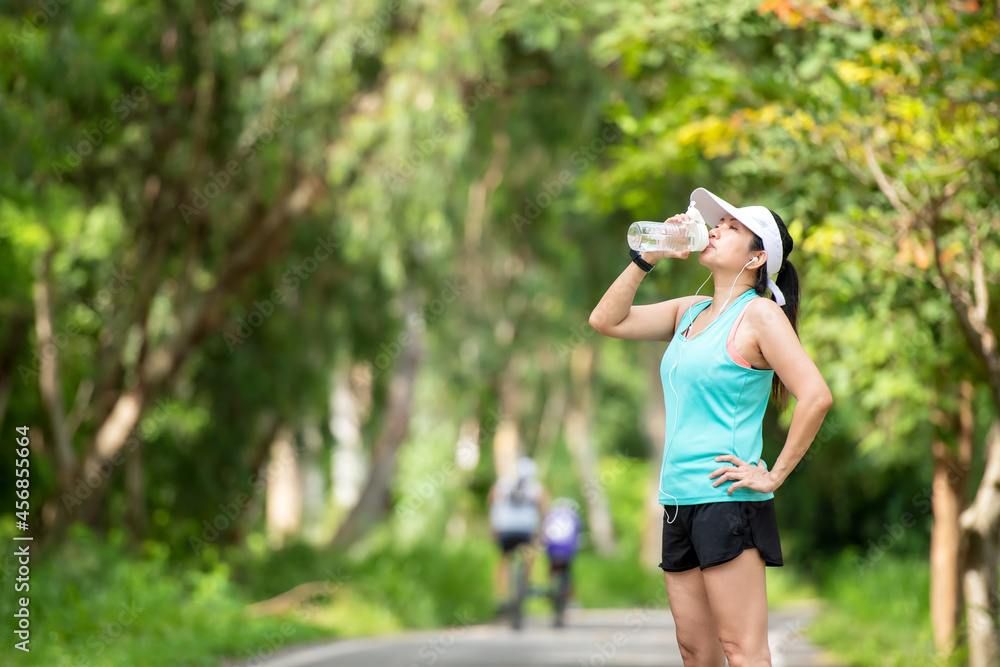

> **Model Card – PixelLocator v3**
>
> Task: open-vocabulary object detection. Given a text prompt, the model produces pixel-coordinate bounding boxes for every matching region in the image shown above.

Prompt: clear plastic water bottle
[627,202,710,252]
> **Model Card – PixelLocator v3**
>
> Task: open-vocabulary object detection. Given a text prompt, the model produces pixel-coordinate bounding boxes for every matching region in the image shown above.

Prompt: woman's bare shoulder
[746,297,789,329]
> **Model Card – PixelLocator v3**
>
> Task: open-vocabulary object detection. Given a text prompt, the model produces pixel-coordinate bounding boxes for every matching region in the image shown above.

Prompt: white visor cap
[690,188,786,306]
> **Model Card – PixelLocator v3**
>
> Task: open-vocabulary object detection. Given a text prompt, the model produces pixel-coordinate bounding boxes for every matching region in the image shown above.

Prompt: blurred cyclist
[542,498,582,627]
[488,456,547,610]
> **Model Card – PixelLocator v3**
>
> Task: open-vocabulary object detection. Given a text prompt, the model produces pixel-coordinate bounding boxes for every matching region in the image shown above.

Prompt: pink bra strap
[727,300,756,369]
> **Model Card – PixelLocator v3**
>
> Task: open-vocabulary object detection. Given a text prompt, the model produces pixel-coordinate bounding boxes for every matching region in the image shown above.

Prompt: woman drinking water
[589,188,833,667]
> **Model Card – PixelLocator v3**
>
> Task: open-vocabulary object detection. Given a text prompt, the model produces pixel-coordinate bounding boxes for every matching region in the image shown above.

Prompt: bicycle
[548,560,572,628]
[508,542,534,631]
[541,499,581,629]
[504,541,573,630]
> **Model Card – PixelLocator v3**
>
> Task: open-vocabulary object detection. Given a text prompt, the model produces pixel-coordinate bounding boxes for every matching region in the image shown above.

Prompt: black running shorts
[497,532,533,555]
[659,500,783,572]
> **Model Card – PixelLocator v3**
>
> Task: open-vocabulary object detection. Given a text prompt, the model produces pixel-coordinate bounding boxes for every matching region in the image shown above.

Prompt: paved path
[248,605,842,667]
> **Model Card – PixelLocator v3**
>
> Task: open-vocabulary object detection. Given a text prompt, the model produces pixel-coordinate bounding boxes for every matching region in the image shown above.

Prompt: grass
[0,525,496,667]
[0,527,332,667]
[809,552,968,667]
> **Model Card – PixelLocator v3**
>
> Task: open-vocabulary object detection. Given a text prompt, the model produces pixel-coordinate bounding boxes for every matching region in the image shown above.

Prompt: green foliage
[573,456,659,608]
[2,0,999,658]
[0,524,497,665]
[573,551,663,609]
[811,553,969,667]
[231,535,496,629]
[0,526,330,667]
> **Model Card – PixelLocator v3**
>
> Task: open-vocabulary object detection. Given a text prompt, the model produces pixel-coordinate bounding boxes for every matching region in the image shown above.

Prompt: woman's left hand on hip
[709,455,778,495]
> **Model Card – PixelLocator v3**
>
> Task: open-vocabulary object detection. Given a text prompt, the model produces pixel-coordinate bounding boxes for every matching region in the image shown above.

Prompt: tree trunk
[329,366,368,510]
[930,443,966,654]
[565,345,616,556]
[960,420,1000,667]
[266,426,301,548]
[299,420,325,544]
[332,298,424,548]
[493,354,524,480]
[533,387,567,480]
[40,388,150,550]
[455,417,483,472]
[642,344,667,569]
[39,178,321,546]
[33,249,76,486]
[930,381,974,655]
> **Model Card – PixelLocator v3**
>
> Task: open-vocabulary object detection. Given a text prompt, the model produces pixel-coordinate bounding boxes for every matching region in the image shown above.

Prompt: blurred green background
[1,0,999,665]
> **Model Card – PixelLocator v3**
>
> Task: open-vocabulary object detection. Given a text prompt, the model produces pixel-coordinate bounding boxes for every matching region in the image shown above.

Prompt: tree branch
[965,208,989,324]
[863,139,916,218]
[931,213,1000,413]
[33,247,76,480]
[909,0,937,56]
[191,9,216,172]
[245,581,341,617]
[66,379,94,441]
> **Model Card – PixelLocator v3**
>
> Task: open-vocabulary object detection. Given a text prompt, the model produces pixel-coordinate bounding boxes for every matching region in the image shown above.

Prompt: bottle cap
[686,202,709,251]
[687,223,709,251]
[686,201,706,226]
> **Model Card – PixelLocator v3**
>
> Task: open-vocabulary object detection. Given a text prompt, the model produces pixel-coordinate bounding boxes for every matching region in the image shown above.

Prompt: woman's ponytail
[750,210,799,407]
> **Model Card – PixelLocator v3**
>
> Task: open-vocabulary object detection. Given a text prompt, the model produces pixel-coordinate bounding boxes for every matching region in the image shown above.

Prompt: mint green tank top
[658,289,775,505]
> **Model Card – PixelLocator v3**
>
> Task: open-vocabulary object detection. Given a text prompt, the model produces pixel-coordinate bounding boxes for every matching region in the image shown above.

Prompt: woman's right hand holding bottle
[637,214,693,264]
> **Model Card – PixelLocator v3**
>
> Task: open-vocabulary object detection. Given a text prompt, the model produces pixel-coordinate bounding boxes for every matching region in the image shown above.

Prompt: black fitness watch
[629,249,654,273]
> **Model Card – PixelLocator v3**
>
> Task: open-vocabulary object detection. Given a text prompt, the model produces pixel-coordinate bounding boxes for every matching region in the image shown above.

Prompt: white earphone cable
[658,260,754,524]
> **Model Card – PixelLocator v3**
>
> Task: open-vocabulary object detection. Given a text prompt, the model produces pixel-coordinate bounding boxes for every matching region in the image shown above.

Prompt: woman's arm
[588,235,703,341]
[711,299,833,494]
